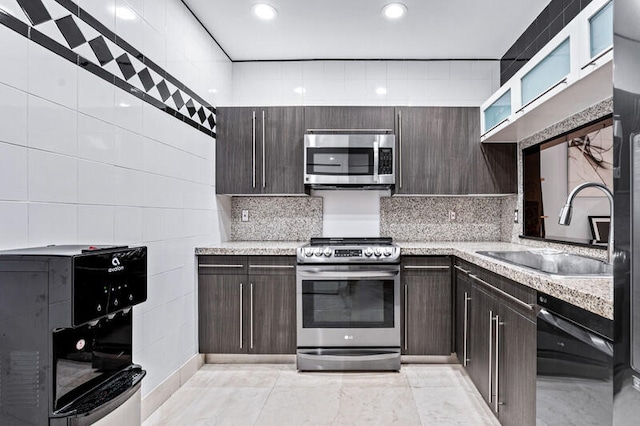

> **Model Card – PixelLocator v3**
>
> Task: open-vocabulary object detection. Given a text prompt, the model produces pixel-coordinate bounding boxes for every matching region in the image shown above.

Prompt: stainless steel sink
[476,250,612,277]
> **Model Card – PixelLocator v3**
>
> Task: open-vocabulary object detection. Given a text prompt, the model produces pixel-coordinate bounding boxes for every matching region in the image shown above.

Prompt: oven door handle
[297,269,399,279]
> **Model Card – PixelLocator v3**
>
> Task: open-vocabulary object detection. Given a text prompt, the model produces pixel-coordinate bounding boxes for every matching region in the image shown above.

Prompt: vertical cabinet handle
[463,292,470,367]
[495,316,503,413]
[250,283,254,349]
[397,110,403,189]
[252,111,256,188]
[239,283,244,349]
[488,310,494,403]
[404,284,408,351]
[261,111,266,188]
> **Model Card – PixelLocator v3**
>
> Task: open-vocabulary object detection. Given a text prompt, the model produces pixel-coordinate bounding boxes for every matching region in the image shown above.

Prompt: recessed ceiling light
[208,89,218,93]
[376,87,387,95]
[382,3,407,20]
[294,87,306,94]
[113,6,136,20]
[252,3,278,20]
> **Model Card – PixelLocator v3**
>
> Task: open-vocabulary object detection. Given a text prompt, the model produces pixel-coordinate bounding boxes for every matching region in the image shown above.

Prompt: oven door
[296,264,400,348]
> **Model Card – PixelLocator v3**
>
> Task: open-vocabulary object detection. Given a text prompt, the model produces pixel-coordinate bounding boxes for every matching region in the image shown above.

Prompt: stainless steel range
[296,237,401,371]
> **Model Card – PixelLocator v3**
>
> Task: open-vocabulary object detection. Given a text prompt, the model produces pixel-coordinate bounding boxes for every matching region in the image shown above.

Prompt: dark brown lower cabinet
[198,255,296,354]
[401,257,452,355]
[467,284,495,404]
[454,265,472,366]
[455,260,536,426]
[497,303,536,426]
[250,273,296,354]
[198,274,245,353]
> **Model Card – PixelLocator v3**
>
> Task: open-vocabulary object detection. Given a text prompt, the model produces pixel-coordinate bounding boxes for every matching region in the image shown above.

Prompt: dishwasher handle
[538,308,613,356]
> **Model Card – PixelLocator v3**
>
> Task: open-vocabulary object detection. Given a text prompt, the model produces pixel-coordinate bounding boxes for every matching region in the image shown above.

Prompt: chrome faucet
[558,182,614,263]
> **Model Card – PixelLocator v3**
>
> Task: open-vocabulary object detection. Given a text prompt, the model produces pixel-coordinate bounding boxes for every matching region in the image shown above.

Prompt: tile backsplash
[380,196,517,242]
[231,196,323,241]
[228,194,517,242]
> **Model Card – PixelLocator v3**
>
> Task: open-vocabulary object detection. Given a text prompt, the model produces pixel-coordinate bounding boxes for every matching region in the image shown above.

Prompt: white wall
[317,190,384,237]
[231,60,499,106]
[0,0,231,397]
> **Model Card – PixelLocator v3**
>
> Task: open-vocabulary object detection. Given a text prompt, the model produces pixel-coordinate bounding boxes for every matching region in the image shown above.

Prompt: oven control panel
[335,249,362,257]
[298,245,399,263]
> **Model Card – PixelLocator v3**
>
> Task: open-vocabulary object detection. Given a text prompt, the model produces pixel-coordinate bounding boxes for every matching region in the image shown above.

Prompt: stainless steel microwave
[303,133,396,188]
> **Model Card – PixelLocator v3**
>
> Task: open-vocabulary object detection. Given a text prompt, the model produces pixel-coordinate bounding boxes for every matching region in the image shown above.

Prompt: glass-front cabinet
[483,90,511,132]
[589,1,613,59]
[521,38,571,107]
[480,0,612,141]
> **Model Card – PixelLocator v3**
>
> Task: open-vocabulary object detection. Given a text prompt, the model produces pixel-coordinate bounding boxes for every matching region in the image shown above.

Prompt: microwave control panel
[378,148,393,175]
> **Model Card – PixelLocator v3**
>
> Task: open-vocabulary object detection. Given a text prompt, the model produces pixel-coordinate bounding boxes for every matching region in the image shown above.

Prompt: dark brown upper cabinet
[303,106,396,131]
[216,105,515,195]
[216,107,305,195]
[395,107,516,195]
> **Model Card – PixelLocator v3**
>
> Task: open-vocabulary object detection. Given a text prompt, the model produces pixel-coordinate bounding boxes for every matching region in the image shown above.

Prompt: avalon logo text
[108,257,124,273]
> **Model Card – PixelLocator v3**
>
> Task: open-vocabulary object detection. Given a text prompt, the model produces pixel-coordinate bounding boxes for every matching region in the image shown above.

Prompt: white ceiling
[184,0,550,61]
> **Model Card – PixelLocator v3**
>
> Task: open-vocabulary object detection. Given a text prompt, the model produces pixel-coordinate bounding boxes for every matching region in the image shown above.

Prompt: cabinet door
[402,270,452,355]
[459,108,517,194]
[454,269,472,366]
[467,142,518,194]
[396,107,472,194]
[216,107,261,194]
[304,106,395,131]
[395,106,516,195]
[467,285,496,405]
[496,304,536,426]
[248,274,296,354]
[198,274,247,353]
[262,107,305,194]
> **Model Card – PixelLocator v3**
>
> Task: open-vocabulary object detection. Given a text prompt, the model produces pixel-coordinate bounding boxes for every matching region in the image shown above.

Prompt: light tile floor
[143,364,500,426]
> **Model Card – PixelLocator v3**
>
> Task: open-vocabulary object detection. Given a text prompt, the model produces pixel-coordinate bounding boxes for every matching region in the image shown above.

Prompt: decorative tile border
[0,0,216,138]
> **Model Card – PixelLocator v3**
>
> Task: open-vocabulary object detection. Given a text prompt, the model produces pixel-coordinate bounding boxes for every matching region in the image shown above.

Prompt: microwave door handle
[373,139,379,182]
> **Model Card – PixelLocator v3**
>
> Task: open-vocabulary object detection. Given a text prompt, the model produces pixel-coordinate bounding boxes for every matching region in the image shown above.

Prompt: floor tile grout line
[251,365,284,426]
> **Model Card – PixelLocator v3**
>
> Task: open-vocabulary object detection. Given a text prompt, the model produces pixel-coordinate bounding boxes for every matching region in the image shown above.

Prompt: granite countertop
[195,241,304,256]
[396,241,612,320]
[195,241,613,320]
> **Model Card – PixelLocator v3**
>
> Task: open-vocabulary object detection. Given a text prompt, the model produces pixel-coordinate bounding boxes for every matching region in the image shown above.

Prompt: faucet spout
[558,182,614,263]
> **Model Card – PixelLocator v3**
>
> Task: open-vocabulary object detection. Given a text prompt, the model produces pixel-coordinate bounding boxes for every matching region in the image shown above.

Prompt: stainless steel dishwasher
[536,292,613,425]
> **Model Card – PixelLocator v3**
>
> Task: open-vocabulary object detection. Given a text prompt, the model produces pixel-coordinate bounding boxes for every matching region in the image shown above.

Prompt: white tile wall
[0,202,28,247]
[28,95,78,155]
[0,83,28,146]
[28,41,78,110]
[0,0,231,400]
[28,150,78,203]
[230,60,500,107]
[0,142,28,201]
[0,24,28,91]
[318,190,383,237]
[78,114,116,163]
[27,202,79,246]
[78,71,116,123]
